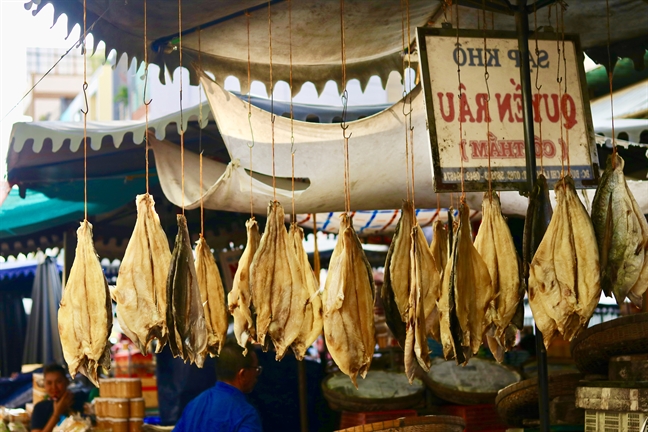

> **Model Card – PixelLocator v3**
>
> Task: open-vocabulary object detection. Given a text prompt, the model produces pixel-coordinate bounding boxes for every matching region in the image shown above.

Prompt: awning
[27,0,648,90]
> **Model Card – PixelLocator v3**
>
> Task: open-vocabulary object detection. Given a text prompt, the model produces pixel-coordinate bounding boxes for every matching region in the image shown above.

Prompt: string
[482,3,492,199]
[455,4,465,199]
[340,0,351,214]
[179,0,185,214]
[554,4,565,177]
[533,0,544,173]
[605,0,617,167]
[144,0,151,195]
[560,3,570,173]
[313,214,321,284]
[82,0,88,221]
[246,11,255,218]
[406,0,415,210]
[198,27,204,236]
[401,0,411,202]
[268,0,276,201]
[289,0,296,222]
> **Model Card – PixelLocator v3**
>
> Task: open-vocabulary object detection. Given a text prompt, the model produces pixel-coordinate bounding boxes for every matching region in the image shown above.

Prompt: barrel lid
[325,370,423,399]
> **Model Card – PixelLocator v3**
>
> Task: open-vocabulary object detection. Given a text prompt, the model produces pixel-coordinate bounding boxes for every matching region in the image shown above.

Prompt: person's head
[43,364,69,400]
[215,342,261,393]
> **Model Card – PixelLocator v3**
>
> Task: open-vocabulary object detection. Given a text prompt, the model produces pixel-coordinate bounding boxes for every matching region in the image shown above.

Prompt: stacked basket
[95,378,145,432]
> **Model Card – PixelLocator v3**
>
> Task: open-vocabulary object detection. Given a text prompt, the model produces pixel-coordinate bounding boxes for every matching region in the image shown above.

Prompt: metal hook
[247,112,255,148]
[80,82,89,115]
[143,67,153,106]
[290,136,296,154]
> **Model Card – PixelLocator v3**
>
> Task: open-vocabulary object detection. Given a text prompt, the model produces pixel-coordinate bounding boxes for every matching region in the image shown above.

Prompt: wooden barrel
[322,371,425,412]
[335,415,465,432]
[495,372,583,427]
[420,357,521,405]
[570,313,648,375]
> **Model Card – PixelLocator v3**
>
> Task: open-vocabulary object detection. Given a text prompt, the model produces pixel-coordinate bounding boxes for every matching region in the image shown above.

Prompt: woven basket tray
[323,372,425,412]
[570,313,648,375]
[335,415,465,432]
[495,372,583,427]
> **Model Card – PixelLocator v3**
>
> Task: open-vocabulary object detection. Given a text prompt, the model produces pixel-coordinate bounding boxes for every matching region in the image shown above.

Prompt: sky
[0,0,84,180]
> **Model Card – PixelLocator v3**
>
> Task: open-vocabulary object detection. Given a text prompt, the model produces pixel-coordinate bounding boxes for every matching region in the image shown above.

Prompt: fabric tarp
[590,78,648,143]
[152,75,648,218]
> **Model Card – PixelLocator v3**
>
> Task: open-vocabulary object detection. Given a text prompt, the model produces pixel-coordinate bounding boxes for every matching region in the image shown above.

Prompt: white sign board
[417,29,599,192]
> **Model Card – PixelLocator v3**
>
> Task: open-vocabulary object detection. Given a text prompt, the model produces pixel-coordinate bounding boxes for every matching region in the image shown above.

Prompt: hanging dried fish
[228,219,261,352]
[592,155,648,307]
[195,236,228,357]
[404,225,435,382]
[58,220,112,386]
[528,175,601,347]
[427,220,447,341]
[113,194,170,355]
[323,214,375,387]
[439,202,493,364]
[474,192,523,362]
[289,224,324,360]
[166,215,208,366]
[250,201,306,360]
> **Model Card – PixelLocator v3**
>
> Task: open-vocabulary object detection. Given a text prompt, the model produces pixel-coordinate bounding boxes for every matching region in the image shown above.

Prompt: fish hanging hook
[143,68,152,106]
[80,82,89,115]
[340,89,352,139]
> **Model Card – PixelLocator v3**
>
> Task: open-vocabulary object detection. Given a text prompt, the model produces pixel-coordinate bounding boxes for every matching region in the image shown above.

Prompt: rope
[533,1,544,173]
[313,213,321,283]
[268,0,277,201]
[406,0,416,210]
[605,0,617,167]
[455,4,465,199]
[81,0,88,221]
[144,0,152,195]
[289,0,296,222]
[246,11,255,218]
[340,0,351,214]
[179,0,185,214]
[553,4,565,177]
[482,3,492,198]
[198,27,204,235]
[401,0,411,202]
[560,3,570,173]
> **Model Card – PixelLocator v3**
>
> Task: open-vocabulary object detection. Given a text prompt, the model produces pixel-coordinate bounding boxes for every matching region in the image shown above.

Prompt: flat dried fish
[227,218,261,352]
[323,214,375,387]
[195,236,228,357]
[58,220,112,386]
[250,202,306,359]
[113,194,170,355]
[166,215,207,366]
[289,224,324,360]
[592,155,648,306]
[474,192,522,362]
[528,176,600,347]
[427,220,447,341]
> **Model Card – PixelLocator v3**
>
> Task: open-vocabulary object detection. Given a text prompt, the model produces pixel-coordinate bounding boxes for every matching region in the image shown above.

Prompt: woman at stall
[31,364,86,432]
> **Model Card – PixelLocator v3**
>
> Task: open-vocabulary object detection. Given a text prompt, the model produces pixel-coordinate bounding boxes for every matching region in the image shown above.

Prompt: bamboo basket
[335,415,465,432]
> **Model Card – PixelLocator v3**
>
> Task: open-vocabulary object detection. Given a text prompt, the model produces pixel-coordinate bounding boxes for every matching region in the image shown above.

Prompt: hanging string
[289,0,296,222]
[198,27,205,236]
[605,0,617,167]
[455,4,465,199]
[82,0,88,221]
[533,1,544,173]
[482,4,492,199]
[312,213,321,285]
[401,0,411,202]
[178,0,185,214]
[340,0,351,214]
[246,11,255,218]
[268,1,277,201]
[554,4,565,177]
[144,0,152,195]
[560,3,571,173]
[406,0,416,209]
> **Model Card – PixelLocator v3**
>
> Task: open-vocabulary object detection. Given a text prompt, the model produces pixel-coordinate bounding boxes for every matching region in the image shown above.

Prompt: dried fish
[113,194,170,355]
[323,214,375,386]
[166,215,207,366]
[289,224,324,360]
[427,220,447,341]
[592,155,648,307]
[58,220,112,386]
[528,176,601,347]
[250,202,306,360]
[474,192,523,362]
[227,218,261,352]
[195,236,228,357]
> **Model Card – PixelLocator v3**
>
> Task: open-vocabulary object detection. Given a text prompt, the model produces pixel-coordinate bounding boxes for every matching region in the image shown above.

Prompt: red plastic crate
[438,404,507,432]
[339,409,418,429]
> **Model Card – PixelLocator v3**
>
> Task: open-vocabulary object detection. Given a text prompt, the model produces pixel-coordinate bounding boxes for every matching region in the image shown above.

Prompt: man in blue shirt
[174,342,263,431]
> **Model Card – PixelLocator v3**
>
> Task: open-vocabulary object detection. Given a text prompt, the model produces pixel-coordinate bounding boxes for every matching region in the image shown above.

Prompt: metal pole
[297,361,309,432]
[515,1,550,430]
